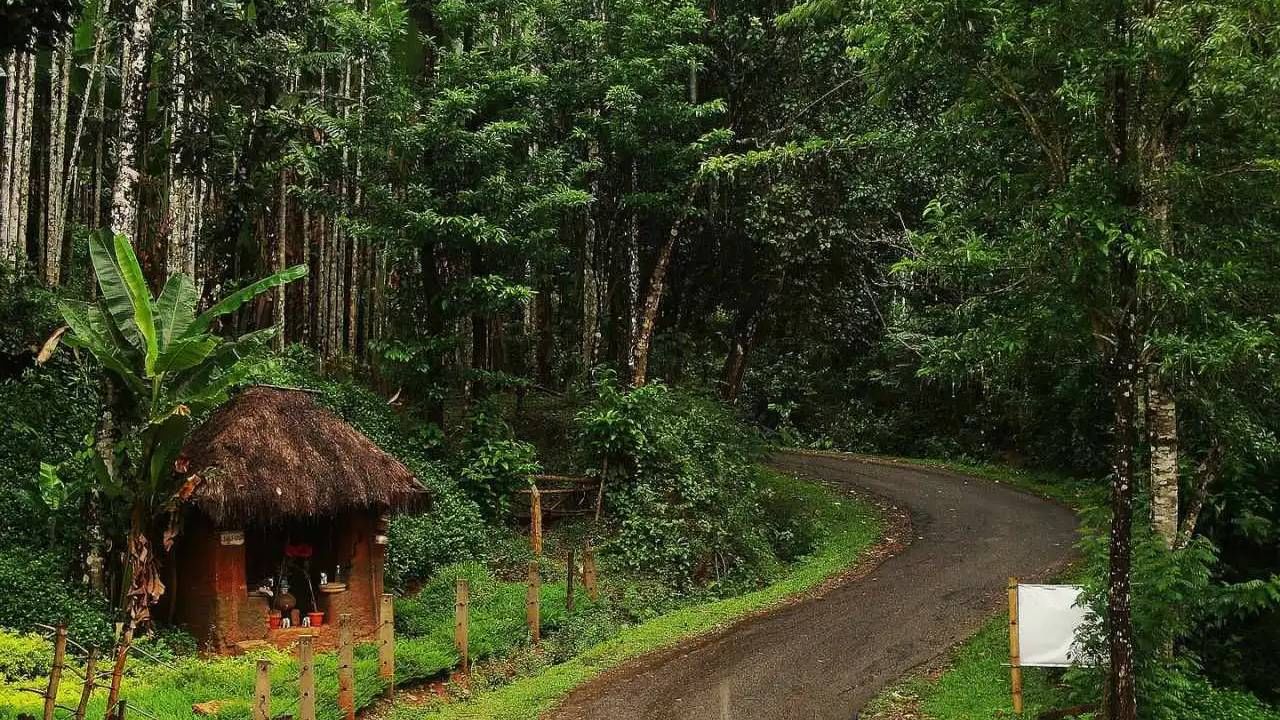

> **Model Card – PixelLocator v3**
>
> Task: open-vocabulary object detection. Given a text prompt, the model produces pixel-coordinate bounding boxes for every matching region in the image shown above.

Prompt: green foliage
[50,233,308,530]
[459,398,541,520]
[1070,515,1280,719]
[387,494,488,589]
[575,378,773,588]
[0,547,112,650]
[0,631,53,683]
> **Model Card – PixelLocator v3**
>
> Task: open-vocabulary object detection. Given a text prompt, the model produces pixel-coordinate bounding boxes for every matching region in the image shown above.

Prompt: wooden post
[530,485,543,555]
[338,614,355,720]
[565,546,576,611]
[455,578,470,674]
[526,561,541,643]
[583,544,599,602]
[298,635,316,720]
[378,593,395,699]
[73,647,97,720]
[42,625,66,720]
[1008,577,1024,715]
[253,659,271,720]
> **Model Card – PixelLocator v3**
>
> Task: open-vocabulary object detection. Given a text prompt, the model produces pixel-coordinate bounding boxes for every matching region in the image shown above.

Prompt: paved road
[550,451,1078,720]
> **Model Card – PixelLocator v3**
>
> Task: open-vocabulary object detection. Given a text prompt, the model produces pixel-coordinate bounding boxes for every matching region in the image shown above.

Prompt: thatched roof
[177,386,425,526]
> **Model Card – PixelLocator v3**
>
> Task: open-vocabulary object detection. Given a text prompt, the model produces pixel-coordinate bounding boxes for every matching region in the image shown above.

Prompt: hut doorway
[245,518,349,620]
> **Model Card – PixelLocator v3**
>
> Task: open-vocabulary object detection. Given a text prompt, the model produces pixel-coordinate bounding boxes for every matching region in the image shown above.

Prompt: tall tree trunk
[110,0,159,238]
[273,173,287,349]
[1147,368,1179,548]
[580,161,601,369]
[535,280,553,386]
[631,221,680,386]
[45,35,73,284]
[1106,289,1140,720]
[62,0,109,261]
[1,52,17,265]
[13,51,36,270]
[1105,4,1139,713]
[720,295,768,402]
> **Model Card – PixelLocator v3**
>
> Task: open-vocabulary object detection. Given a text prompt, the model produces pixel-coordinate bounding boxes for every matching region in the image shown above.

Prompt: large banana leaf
[58,300,146,393]
[188,264,308,336]
[112,234,160,376]
[88,233,143,349]
[154,334,220,375]
[155,273,199,349]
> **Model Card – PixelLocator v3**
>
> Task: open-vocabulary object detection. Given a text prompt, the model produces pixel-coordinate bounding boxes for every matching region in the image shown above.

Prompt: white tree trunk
[1148,368,1180,548]
[13,52,36,271]
[45,35,73,284]
[110,0,159,239]
[1,53,17,263]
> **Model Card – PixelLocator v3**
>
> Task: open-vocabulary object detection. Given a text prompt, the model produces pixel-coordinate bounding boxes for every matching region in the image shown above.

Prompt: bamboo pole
[1008,577,1024,715]
[530,485,543,555]
[455,579,470,675]
[253,659,270,720]
[526,561,541,643]
[338,614,355,720]
[378,594,395,699]
[298,635,315,720]
[42,626,67,720]
[73,647,97,720]
[583,544,599,602]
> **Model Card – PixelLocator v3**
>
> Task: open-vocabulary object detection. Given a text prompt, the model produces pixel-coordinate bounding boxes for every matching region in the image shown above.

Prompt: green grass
[863,618,1071,720]
[393,469,883,719]
[0,576,586,720]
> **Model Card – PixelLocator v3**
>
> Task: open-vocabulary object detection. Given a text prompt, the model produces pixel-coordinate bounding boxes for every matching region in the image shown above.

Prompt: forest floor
[544,451,1079,720]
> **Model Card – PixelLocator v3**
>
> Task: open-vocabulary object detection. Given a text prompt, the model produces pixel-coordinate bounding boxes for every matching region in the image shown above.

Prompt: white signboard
[1017,584,1088,667]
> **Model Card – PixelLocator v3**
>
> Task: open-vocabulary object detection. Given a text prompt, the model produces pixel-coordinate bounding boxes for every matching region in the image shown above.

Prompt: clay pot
[268,614,282,630]
[307,611,324,628]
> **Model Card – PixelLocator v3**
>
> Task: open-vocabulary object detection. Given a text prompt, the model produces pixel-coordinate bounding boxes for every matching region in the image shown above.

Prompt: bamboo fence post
[378,594,395,699]
[73,647,97,720]
[338,614,355,720]
[530,485,543,555]
[526,561,541,643]
[565,547,576,611]
[253,659,271,720]
[298,635,316,720]
[583,544,599,602]
[455,579,470,675]
[42,625,66,720]
[1008,577,1023,715]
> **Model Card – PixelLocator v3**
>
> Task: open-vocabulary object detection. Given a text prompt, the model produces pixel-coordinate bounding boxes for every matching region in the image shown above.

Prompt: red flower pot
[268,614,282,630]
[307,612,324,628]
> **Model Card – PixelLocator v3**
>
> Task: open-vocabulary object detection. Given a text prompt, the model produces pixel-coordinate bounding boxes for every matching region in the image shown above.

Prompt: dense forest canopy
[1,0,1279,718]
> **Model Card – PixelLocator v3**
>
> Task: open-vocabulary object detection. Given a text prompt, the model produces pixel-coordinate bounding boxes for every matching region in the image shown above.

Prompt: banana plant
[43,232,306,624]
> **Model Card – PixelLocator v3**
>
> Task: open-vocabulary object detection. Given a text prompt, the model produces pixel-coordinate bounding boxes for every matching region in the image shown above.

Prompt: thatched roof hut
[177,385,425,526]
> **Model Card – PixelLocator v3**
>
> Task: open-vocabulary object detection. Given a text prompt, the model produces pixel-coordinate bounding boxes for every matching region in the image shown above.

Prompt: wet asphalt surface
[549,451,1078,720]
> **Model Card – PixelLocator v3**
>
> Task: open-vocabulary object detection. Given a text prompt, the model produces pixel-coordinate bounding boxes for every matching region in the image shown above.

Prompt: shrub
[575,378,768,589]
[0,547,112,649]
[458,398,540,520]
[0,630,53,682]
[387,487,488,590]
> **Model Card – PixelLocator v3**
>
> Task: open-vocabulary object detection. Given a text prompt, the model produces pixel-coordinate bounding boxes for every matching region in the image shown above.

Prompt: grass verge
[393,468,884,720]
[863,617,1070,720]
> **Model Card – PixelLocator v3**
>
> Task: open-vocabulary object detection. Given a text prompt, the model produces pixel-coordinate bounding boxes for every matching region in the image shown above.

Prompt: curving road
[550,451,1078,720]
